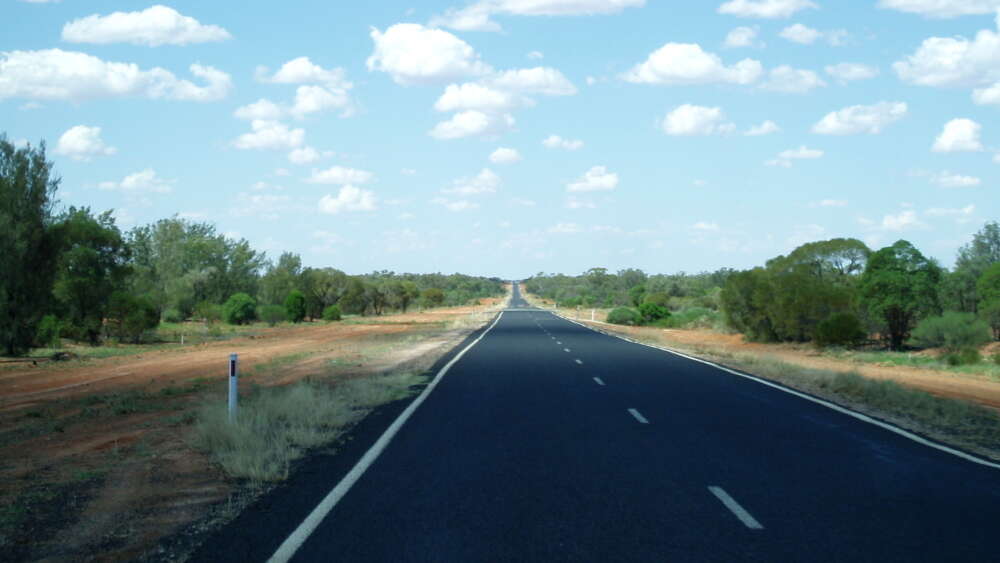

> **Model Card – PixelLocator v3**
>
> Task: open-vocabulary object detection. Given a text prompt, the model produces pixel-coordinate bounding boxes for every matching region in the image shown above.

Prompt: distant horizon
[4,1,996,280]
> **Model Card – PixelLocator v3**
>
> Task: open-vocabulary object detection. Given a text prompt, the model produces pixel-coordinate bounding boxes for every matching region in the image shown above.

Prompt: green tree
[106,292,159,344]
[284,289,306,323]
[259,304,286,327]
[859,240,941,350]
[0,137,60,355]
[300,267,349,319]
[814,312,866,348]
[322,304,342,321]
[223,293,257,325]
[628,285,646,307]
[720,268,778,342]
[421,287,445,308]
[260,252,302,305]
[638,302,669,325]
[945,221,1000,313]
[51,207,130,345]
[977,262,1000,339]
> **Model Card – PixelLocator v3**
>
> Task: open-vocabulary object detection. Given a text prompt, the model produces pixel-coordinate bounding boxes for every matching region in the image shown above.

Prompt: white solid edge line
[550,312,1000,471]
[708,486,763,530]
[628,408,649,424]
[267,311,506,563]
[593,377,605,386]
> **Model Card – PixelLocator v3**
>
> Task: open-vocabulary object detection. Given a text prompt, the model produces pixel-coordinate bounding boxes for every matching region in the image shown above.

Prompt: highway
[194,282,1000,562]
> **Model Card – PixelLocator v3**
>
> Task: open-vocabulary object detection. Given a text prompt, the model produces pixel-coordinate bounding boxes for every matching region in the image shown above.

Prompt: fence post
[228,353,238,422]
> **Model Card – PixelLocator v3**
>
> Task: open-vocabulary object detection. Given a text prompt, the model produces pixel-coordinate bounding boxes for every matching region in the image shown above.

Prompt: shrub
[421,288,445,307]
[664,307,721,329]
[223,293,257,325]
[284,290,306,323]
[35,315,62,348]
[638,302,669,325]
[161,308,184,323]
[992,353,1000,366]
[815,312,866,348]
[107,292,160,344]
[910,312,991,353]
[607,307,641,326]
[643,292,670,308]
[944,349,981,366]
[322,304,342,321]
[195,301,222,324]
[259,304,286,327]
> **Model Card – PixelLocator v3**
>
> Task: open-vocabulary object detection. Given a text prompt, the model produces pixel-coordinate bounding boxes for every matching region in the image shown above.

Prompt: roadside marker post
[591,309,595,321]
[228,353,238,422]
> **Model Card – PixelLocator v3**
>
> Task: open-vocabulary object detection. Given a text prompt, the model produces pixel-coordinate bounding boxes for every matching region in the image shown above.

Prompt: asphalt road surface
[193,282,1000,562]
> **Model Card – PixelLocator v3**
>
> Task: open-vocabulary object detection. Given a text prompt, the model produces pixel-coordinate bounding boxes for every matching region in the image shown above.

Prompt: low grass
[191,372,428,481]
[826,349,1000,381]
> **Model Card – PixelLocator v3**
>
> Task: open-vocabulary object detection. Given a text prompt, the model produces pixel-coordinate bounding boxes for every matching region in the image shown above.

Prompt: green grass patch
[192,373,428,481]
[827,349,1000,380]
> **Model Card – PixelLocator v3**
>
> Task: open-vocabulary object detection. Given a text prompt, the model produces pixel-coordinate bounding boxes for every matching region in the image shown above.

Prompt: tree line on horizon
[0,137,504,356]
[525,229,1000,362]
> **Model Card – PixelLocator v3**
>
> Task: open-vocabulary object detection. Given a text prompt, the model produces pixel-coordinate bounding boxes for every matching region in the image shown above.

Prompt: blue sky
[2,0,998,279]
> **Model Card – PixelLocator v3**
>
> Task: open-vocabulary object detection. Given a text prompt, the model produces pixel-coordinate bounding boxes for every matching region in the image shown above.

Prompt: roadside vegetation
[1,136,505,360]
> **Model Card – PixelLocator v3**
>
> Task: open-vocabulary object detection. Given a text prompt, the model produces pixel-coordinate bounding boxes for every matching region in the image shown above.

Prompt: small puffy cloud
[723,26,762,48]
[744,120,780,135]
[434,82,518,112]
[825,62,879,84]
[812,101,908,135]
[233,120,304,150]
[288,146,332,165]
[932,118,983,152]
[54,125,116,160]
[881,209,921,231]
[528,51,544,59]
[878,0,1000,18]
[256,56,351,89]
[567,165,618,192]
[543,134,584,150]
[62,5,231,46]
[766,145,823,167]
[692,221,720,231]
[779,23,821,44]
[489,67,577,95]
[443,168,501,194]
[0,49,231,102]
[431,0,646,32]
[894,17,1000,88]
[490,147,522,163]
[718,0,818,18]
[367,23,492,85]
[661,104,735,135]
[234,99,284,120]
[760,65,825,93]
[930,170,982,187]
[429,110,514,139]
[973,80,1000,105]
[318,185,377,214]
[306,165,375,185]
[624,43,762,85]
[98,168,173,193]
[289,85,353,118]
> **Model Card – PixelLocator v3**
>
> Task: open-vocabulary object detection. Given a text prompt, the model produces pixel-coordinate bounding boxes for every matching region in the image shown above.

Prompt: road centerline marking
[593,377,605,386]
[574,359,583,365]
[563,348,571,352]
[628,408,648,424]
[708,486,764,530]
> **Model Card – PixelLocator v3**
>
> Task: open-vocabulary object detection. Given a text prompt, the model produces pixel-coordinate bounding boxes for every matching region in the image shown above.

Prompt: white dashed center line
[563,348,571,353]
[627,408,649,424]
[593,377,605,386]
[708,486,764,530]
[574,359,583,365]
[556,341,562,345]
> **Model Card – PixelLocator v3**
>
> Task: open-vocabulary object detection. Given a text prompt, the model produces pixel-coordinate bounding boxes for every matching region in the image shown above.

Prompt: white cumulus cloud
[99,168,173,194]
[744,120,780,135]
[55,125,117,160]
[443,168,501,194]
[429,110,514,139]
[717,0,818,18]
[318,185,377,214]
[543,134,584,150]
[878,0,1000,18]
[661,104,735,136]
[932,118,983,152]
[306,165,375,185]
[256,56,351,89]
[760,65,826,93]
[0,49,231,102]
[567,165,618,192]
[624,43,763,85]
[367,23,492,85]
[766,145,823,167]
[881,209,922,231]
[811,102,908,135]
[931,170,982,187]
[430,0,645,32]
[490,147,522,163]
[894,15,1000,94]
[825,62,879,84]
[723,26,762,48]
[779,23,849,46]
[434,82,519,112]
[61,5,231,46]
[233,120,304,150]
